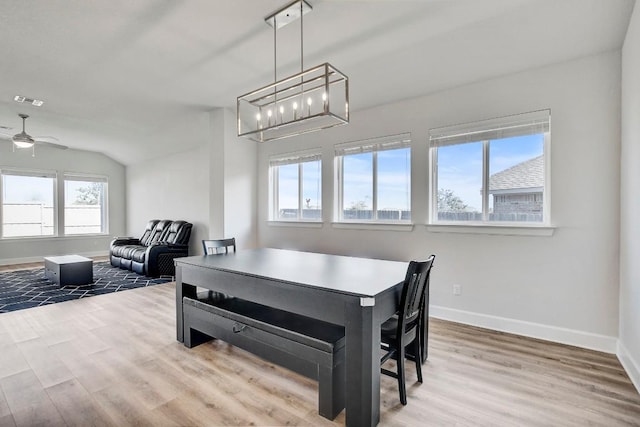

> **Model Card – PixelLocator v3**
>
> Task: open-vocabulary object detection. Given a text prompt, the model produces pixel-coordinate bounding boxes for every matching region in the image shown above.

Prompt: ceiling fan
[0,113,68,155]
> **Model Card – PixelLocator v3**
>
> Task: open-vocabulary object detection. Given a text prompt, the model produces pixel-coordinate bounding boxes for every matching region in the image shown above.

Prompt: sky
[278,161,322,211]
[343,148,411,211]
[2,175,54,204]
[436,134,544,211]
[2,176,101,206]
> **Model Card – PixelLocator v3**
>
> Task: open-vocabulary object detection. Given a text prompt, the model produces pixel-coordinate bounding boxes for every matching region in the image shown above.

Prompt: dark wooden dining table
[175,248,409,427]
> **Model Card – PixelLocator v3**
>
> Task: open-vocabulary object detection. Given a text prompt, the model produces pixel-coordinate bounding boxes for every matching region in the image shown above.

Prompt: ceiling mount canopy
[237,0,349,143]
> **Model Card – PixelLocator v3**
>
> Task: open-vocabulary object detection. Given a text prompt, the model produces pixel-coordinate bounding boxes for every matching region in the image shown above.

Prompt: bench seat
[183,296,346,420]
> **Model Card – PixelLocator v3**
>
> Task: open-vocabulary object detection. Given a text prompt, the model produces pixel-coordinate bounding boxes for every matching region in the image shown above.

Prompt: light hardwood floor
[0,281,639,426]
[0,261,49,272]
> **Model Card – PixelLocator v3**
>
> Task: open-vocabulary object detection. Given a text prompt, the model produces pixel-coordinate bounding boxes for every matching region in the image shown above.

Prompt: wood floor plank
[0,414,16,427]
[45,378,115,427]
[91,383,174,427]
[0,370,55,415]
[56,349,119,394]
[0,281,638,426]
[0,336,30,380]
[2,313,40,344]
[0,385,11,418]
[16,338,75,389]
[10,400,66,427]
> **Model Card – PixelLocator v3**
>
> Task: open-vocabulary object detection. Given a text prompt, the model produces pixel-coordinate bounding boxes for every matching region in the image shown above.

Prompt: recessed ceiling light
[13,95,44,107]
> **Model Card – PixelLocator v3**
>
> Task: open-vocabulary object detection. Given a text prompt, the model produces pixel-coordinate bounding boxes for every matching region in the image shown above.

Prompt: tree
[74,183,102,205]
[437,188,469,212]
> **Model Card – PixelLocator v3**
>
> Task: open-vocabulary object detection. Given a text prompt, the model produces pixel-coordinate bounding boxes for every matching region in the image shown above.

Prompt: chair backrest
[202,238,236,255]
[139,219,160,246]
[162,220,193,245]
[397,255,435,338]
[145,219,172,246]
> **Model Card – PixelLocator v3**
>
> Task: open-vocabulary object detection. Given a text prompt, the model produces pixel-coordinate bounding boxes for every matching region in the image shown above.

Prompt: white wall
[0,144,125,264]
[126,108,257,256]
[127,144,210,257]
[258,51,622,353]
[221,109,258,250]
[619,2,640,391]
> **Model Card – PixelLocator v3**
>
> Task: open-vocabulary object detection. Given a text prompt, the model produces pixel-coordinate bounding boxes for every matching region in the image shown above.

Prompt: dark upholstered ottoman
[44,255,94,287]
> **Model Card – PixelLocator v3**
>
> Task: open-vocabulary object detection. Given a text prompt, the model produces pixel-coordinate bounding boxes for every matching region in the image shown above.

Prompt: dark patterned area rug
[0,262,173,314]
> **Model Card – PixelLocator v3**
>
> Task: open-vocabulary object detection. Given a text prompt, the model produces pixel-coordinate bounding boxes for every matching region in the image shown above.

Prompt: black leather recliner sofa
[110,219,193,277]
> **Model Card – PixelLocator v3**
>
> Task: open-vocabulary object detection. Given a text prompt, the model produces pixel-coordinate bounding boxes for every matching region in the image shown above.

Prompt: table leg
[176,266,198,343]
[176,266,184,342]
[345,302,380,427]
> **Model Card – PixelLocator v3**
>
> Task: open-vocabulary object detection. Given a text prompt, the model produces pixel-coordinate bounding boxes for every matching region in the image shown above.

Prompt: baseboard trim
[430,305,618,354]
[0,251,109,267]
[617,341,640,394]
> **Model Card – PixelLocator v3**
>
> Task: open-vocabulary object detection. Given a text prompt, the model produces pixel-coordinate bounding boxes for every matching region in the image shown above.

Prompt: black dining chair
[380,254,435,405]
[200,238,236,301]
[202,238,236,255]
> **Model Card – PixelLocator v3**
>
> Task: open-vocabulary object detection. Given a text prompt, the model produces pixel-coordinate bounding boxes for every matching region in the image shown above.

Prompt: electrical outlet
[453,284,462,296]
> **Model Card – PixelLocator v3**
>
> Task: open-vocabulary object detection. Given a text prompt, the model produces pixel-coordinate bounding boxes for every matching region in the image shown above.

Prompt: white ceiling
[0,0,635,165]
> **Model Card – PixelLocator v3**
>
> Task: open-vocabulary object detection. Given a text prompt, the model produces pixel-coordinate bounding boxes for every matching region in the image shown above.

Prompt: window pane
[2,174,55,237]
[436,142,482,221]
[64,180,107,234]
[342,152,373,220]
[489,134,544,222]
[301,160,321,220]
[378,148,411,221]
[277,163,299,220]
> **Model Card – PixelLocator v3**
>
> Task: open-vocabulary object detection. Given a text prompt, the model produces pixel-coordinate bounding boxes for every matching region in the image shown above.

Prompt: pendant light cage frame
[237,0,349,143]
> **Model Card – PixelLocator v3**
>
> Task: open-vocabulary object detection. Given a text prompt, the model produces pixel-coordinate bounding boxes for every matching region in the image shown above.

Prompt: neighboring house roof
[489,155,543,193]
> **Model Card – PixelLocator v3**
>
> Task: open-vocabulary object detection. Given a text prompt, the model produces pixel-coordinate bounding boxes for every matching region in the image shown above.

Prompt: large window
[64,174,108,234]
[269,151,322,221]
[1,170,56,238]
[429,110,550,225]
[0,169,109,238]
[335,133,411,222]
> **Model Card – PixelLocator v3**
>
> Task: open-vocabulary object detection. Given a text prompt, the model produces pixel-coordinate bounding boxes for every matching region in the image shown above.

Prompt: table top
[44,255,93,264]
[175,248,409,298]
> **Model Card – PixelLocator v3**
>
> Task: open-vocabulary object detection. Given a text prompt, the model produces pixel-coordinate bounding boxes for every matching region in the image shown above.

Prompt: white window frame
[334,133,412,223]
[63,173,109,235]
[428,110,551,228]
[0,168,58,238]
[268,149,322,222]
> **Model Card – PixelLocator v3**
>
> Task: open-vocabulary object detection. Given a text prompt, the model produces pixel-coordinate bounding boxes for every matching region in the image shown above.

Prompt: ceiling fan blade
[0,133,12,141]
[34,135,60,143]
[34,140,68,150]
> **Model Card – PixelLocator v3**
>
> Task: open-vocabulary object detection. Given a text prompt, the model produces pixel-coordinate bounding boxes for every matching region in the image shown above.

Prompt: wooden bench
[182,296,346,420]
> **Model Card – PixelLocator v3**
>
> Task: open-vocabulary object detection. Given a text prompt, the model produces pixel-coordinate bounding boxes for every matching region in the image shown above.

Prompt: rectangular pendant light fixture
[237,0,349,143]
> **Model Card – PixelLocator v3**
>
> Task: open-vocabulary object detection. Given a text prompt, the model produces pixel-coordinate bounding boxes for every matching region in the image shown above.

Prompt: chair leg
[397,345,407,405]
[414,338,423,383]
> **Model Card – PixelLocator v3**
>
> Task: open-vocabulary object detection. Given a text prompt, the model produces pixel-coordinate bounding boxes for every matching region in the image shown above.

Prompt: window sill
[426,223,555,236]
[332,222,414,232]
[1,233,111,242]
[267,221,323,228]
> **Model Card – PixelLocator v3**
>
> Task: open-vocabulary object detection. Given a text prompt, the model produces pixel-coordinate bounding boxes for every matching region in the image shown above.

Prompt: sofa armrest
[110,237,141,248]
[145,243,190,277]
